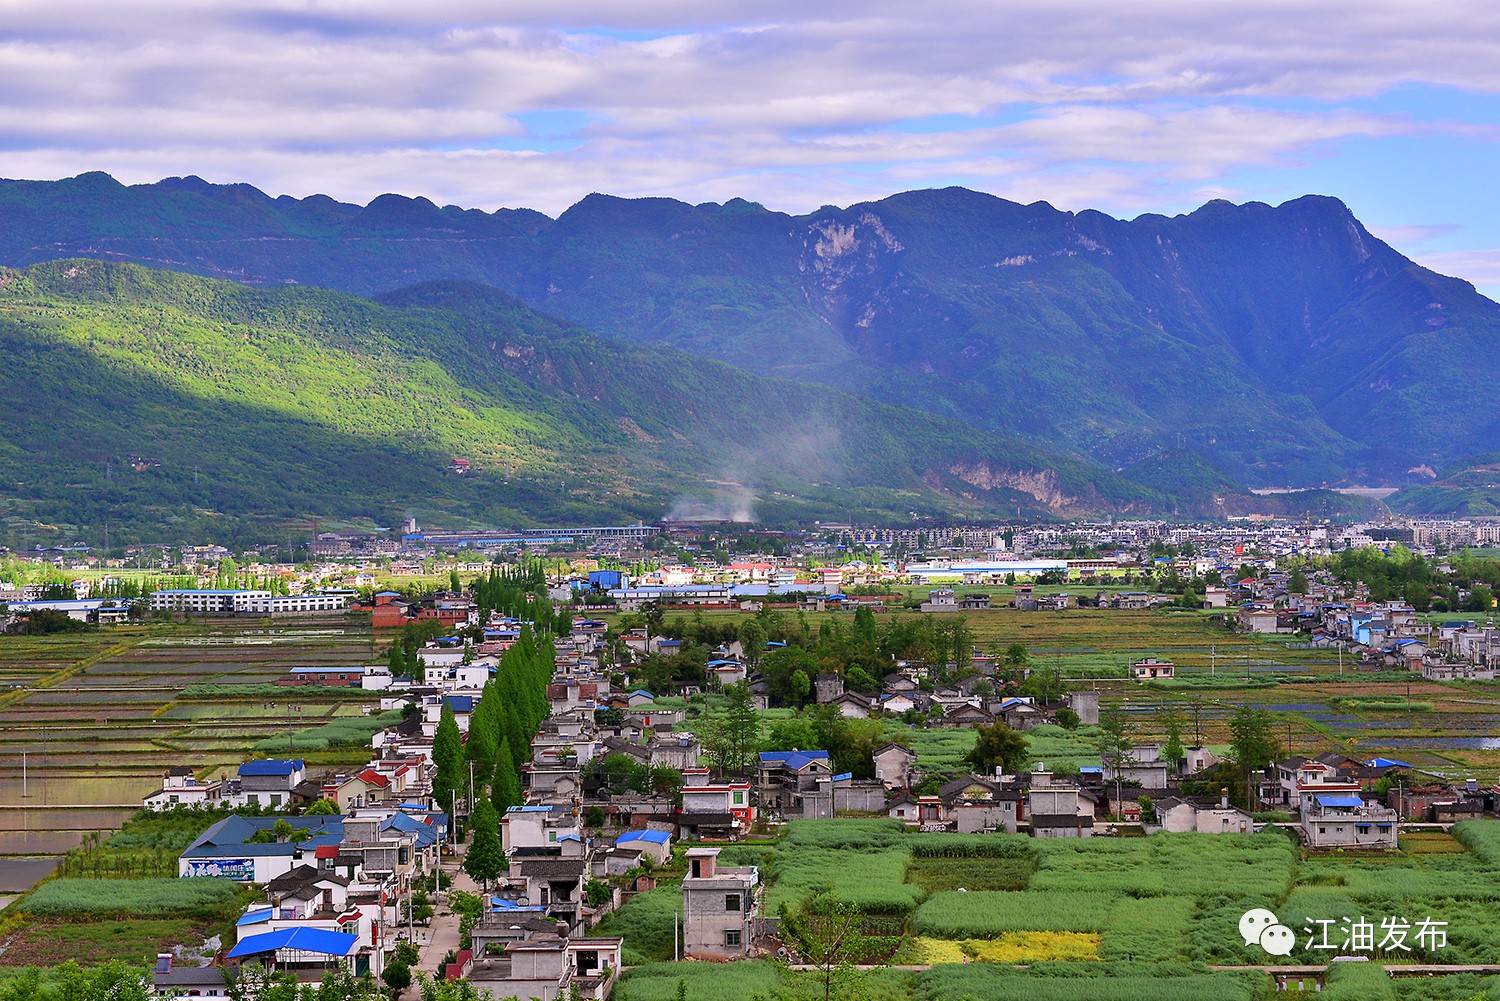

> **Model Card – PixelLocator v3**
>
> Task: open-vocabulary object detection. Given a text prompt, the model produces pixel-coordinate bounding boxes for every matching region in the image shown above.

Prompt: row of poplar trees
[430,624,556,885]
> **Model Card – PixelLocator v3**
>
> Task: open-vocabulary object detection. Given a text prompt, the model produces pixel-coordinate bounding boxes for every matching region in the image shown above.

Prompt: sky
[4,1,1500,294]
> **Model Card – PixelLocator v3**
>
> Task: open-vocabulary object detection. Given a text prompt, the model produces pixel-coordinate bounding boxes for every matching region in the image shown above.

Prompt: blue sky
[3,1,1500,294]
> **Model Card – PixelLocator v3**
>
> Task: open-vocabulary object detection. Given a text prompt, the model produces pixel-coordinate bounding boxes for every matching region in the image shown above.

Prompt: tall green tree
[463,798,505,888]
[1158,704,1186,772]
[491,738,524,813]
[432,701,464,820]
[1228,706,1281,772]
[1094,708,1135,813]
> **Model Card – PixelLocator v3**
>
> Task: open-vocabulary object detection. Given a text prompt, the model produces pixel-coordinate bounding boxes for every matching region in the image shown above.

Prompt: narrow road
[420,840,482,975]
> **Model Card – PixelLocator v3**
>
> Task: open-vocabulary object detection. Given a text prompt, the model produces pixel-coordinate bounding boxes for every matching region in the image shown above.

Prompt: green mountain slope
[0,260,1171,545]
[1388,454,1500,517]
[2,175,1493,488]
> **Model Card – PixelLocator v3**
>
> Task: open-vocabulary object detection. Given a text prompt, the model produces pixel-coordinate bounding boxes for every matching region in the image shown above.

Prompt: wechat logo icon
[1240,908,1296,957]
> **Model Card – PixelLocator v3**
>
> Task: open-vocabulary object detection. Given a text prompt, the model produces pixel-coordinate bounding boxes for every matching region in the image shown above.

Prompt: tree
[782,889,871,1001]
[1138,795,1158,826]
[433,702,464,822]
[490,739,523,813]
[716,682,762,774]
[585,878,612,908]
[1054,707,1080,730]
[788,669,811,706]
[463,798,504,888]
[1159,704,1186,772]
[737,619,767,669]
[1228,706,1281,773]
[1094,709,1134,813]
[1288,569,1309,594]
[1467,586,1496,612]
[305,798,339,815]
[964,722,1028,776]
[382,961,412,998]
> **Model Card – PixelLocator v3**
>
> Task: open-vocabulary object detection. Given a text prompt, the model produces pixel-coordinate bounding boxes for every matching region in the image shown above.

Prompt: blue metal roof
[239,759,303,777]
[236,908,273,926]
[444,696,475,712]
[228,927,358,958]
[759,750,829,770]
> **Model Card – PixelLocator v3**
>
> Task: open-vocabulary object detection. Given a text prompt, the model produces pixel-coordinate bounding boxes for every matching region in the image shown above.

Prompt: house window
[724,929,742,948]
[1377,824,1392,833]
[733,791,744,805]
[1356,824,1370,834]
[1319,827,1326,834]
[725,893,740,912]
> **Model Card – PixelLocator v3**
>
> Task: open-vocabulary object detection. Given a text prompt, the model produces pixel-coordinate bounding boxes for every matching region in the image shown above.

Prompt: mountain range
[2,172,1496,539]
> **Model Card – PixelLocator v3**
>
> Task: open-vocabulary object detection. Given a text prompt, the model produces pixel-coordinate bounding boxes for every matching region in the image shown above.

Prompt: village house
[143,766,225,811]
[678,777,754,836]
[1129,657,1175,681]
[1153,792,1253,834]
[237,759,306,811]
[872,743,917,790]
[940,775,1024,834]
[502,805,582,854]
[1301,792,1399,850]
[465,917,622,1001]
[1026,770,1096,838]
[756,750,831,814]
[681,847,760,959]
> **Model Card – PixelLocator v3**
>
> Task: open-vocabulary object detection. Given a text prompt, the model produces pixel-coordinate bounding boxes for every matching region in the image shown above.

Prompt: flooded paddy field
[0,614,375,866]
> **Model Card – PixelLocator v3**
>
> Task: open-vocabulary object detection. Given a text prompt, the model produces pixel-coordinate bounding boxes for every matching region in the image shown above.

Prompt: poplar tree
[432,701,464,819]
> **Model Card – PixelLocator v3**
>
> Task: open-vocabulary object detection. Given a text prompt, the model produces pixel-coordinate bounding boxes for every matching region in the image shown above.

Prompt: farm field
[613,818,1500,1001]
[0,614,377,864]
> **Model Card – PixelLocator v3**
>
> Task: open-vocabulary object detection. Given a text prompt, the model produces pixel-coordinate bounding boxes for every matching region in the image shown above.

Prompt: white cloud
[0,0,1498,225]
[1412,249,1500,291]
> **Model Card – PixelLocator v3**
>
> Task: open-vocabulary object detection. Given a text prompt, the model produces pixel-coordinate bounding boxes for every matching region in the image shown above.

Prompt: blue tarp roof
[617,829,670,845]
[490,896,547,912]
[1316,795,1365,808]
[1365,758,1412,769]
[227,927,358,958]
